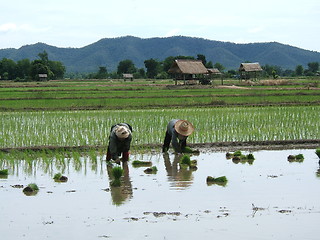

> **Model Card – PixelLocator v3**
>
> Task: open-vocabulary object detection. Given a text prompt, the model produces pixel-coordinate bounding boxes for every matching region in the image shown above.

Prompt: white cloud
[0,23,17,32]
[0,23,48,33]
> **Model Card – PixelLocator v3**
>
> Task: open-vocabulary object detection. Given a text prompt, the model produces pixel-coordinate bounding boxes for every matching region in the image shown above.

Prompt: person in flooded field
[162,119,194,153]
[106,123,132,163]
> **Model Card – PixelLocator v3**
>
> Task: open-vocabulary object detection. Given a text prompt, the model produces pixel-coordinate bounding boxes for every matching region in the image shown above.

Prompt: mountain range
[1,36,320,73]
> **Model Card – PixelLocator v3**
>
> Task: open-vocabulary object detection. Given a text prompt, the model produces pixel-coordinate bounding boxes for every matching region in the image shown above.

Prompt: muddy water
[0,149,319,240]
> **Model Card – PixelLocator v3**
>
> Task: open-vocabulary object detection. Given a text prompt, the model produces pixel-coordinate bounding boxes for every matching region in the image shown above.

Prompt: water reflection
[163,153,194,190]
[0,150,103,177]
[106,161,133,206]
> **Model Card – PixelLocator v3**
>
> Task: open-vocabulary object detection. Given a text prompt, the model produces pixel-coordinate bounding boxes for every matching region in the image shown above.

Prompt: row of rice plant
[0,106,319,149]
[0,92,319,110]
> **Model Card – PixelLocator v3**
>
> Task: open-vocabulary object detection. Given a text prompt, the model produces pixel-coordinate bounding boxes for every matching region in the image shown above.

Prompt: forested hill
[1,36,320,73]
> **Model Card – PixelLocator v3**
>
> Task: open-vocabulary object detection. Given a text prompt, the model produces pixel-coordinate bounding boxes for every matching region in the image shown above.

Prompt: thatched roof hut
[168,59,208,74]
[168,59,208,84]
[122,73,134,81]
[207,68,221,75]
[239,63,263,72]
[239,63,262,80]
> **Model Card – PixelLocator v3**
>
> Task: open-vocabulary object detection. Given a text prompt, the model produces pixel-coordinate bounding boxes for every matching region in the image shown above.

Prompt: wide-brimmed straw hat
[115,126,130,139]
[174,120,194,136]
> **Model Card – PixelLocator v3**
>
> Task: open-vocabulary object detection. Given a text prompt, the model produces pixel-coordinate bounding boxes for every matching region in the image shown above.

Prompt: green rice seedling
[226,152,233,159]
[0,169,8,175]
[182,146,200,155]
[110,166,123,187]
[27,183,39,191]
[23,183,39,195]
[53,172,62,180]
[111,166,123,180]
[144,166,158,174]
[190,160,198,170]
[132,160,152,167]
[234,150,242,156]
[111,179,121,187]
[206,176,228,186]
[287,154,304,163]
[247,153,255,160]
[180,154,191,166]
[1,106,319,149]
[53,172,68,182]
[296,154,304,160]
[315,149,320,158]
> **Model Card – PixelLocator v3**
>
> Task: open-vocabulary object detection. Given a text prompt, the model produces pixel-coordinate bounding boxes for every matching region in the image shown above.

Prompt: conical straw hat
[174,120,194,136]
[116,126,130,139]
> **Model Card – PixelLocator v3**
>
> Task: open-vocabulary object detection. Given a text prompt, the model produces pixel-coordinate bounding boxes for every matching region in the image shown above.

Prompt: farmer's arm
[123,135,132,152]
[171,131,182,153]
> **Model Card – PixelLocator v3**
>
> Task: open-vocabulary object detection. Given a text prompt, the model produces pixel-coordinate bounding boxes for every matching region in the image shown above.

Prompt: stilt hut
[122,73,134,81]
[239,63,263,80]
[168,59,208,85]
[38,74,48,81]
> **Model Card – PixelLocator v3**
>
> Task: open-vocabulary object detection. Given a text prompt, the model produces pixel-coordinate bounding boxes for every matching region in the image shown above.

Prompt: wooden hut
[239,63,262,80]
[122,73,134,81]
[38,74,48,81]
[168,59,208,85]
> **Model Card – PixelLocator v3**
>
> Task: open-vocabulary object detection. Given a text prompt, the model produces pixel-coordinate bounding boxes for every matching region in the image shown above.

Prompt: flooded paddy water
[1,148,319,240]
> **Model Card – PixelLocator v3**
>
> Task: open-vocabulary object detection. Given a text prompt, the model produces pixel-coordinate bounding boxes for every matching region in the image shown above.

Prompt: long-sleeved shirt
[166,119,187,153]
[108,123,132,160]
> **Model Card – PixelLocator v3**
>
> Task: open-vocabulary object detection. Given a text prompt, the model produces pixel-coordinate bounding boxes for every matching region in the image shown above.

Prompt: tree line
[0,51,319,81]
[78,55,320,80]
[0,51,65,81]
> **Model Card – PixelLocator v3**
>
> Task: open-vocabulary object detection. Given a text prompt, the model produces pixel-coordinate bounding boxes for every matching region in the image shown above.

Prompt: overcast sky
[1,0,320,52]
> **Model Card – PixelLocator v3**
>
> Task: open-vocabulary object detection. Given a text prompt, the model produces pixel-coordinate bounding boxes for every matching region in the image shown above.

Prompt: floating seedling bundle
[180,154,198,170]
[226,151,255,164]
[287,154,304,162]
[132,160,152,167]
[110,166,124,187]
[144,166,158,174]
[53,173,68,182]
[206,176,228,187]
[23,183,39,196]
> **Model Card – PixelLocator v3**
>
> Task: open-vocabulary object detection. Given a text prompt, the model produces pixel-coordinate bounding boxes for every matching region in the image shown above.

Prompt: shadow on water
[106,161,133,206]
[163,152,195,190]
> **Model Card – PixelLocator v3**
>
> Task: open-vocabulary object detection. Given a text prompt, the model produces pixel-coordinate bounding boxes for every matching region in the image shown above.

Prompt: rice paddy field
[0,78,319,149]
[0,106,319,149]
[1,78,320,239]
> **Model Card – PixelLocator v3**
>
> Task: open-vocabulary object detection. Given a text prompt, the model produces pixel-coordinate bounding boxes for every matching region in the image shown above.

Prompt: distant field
[0,78,319,111]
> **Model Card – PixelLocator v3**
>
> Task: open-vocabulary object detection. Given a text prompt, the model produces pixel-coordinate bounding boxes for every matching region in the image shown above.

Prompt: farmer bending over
[106,123,132,163]
[162,119,194,153]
